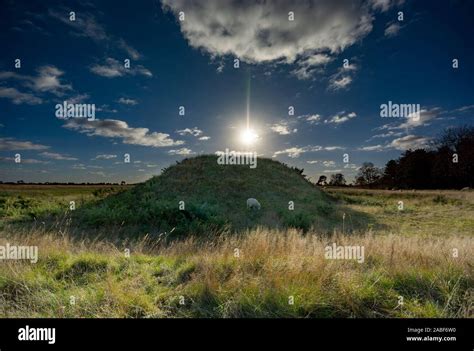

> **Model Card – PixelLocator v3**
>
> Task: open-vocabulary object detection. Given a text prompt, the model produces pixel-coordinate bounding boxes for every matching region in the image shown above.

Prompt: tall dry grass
[0,227,472,318]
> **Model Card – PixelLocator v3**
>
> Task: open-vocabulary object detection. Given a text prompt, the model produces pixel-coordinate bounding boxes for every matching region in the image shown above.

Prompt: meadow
[0,182,472,318]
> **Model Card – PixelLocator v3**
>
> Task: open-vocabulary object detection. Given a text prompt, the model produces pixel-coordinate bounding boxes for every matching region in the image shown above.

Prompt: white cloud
[31,66,72,95]
[270,122,297,135]
[0,87,42,105]
[118,97,138,105]
[93,154,117,160]
[328,63,358,91]
[0,157,48,164]
[176,127,203,137]
[63,118,184,148]
[366,130,403,141]
[90,58,152,78]
[454,104,474,113]
[384,22,401,37]
[370,0,404,12]
[273,145,344,158]
[162,1,385,79]
[323,160,336,167]
[329,75,353,90]
[360,135,431,152]
[39,152,77,161]
[68,93,90,104]
[88,171,106,177]
[72,164,86,170]
[273,147,308,158]
[50,10,142,60]
[117,39,142,60]
[0,137,49,151]
[292,54,333,80]
[0,65,72,101]
[378,107,442,130]
[168,148,194,155]
[176,127,211,140]
[358,144,386,151]
[297,114,321,125]
[388,135,431,150]
[325,111,357,124]
[96,104,118,113]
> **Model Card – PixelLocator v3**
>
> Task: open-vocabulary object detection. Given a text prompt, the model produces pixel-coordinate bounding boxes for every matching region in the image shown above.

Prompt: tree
[381,159,398,187]
[329,173,346,186]
[316,175,327,186]
[355,162,382,186]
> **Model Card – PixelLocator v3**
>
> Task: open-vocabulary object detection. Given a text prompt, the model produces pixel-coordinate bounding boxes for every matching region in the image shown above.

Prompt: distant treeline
[318,126,474,190]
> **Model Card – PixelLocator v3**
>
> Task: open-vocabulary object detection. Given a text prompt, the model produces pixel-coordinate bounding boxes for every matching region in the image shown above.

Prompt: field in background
[326,187,474,237]
[0,185,472,318]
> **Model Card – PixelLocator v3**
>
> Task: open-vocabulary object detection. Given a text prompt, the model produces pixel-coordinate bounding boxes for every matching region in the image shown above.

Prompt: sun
[240,128,259,145]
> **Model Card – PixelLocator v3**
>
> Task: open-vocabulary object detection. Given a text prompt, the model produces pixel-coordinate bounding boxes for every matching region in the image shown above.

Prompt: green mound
[77,155,354,237]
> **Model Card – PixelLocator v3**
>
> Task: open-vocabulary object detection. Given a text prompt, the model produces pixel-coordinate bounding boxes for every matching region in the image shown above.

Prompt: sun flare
[240,128,259,145]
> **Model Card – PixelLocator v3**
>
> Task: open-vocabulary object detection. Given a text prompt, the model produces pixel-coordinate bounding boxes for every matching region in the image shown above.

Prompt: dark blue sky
[0,0,473,183]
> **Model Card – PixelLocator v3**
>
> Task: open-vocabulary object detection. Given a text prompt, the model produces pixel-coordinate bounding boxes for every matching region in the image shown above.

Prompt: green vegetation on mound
[75,155,367,237]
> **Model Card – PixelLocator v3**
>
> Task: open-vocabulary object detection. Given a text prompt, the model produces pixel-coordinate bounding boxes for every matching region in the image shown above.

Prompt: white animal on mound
[247,198,261,210]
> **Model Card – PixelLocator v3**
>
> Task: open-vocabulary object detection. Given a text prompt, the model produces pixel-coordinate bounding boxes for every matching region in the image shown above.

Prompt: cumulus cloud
[63,118,184,148]
[162,0,385,79]
[90,58,152,78]
[0,137,49,151]
[324,111,357,124]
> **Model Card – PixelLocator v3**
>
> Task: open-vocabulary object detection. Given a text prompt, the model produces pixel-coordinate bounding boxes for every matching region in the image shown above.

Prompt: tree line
[317,126,474,189]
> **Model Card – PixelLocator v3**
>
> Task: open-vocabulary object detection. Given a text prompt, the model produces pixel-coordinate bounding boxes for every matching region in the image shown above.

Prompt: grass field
[0,181,472,318]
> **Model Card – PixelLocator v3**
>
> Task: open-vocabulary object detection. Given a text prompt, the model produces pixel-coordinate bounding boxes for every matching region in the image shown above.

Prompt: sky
[0,0,473,183]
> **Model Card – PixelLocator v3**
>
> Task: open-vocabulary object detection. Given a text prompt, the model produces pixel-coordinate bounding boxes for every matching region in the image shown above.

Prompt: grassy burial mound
[77,155,368,237]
